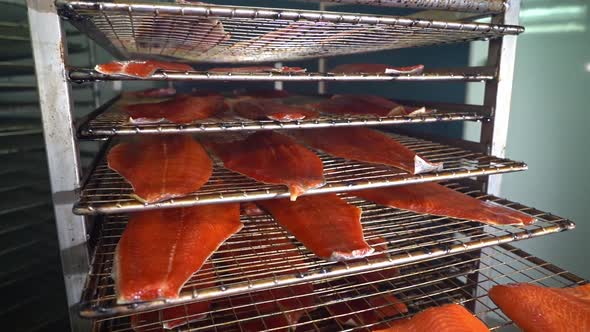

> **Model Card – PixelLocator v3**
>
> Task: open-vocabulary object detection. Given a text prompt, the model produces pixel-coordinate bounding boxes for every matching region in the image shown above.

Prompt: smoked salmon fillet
[489,283,590,332]
[232,99,318,122]
[327,293,407,327]
[123,87,177,99]
[353,182,535,226]
[95,60,194,79]
[257,194,373,261]
[206,131,325,201]
[115,204,242,304]
[331,64,424,75]
[291,127,442,175]
[122,94,226,124]
[374,304,490,332]
[107,135,213,204]
[130,262,215,331]
[310,94,427,117]
[233,89,291,99]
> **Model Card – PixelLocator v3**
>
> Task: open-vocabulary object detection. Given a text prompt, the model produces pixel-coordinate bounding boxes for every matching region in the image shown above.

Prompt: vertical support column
[317,2,327,95]
[26,1,90,331]
[481,0,521,195]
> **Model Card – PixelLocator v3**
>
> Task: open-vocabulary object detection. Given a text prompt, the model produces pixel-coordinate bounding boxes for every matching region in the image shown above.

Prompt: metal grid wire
[68,67,495,83]
[57,1,523,63]
[73,133,526,215]
[295,0,505,13]
[79,181,575,318]
[77,96,488,138]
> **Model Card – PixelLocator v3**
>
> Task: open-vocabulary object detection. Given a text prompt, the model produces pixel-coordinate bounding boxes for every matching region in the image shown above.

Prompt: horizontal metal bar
[79,183,575,318]
[68,67,495,83]
[73,132,527,215]
[296,0,505,13]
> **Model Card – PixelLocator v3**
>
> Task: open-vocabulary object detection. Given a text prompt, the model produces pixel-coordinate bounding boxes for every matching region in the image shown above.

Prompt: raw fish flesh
[232,99,318,122]
[95,60,193,79]
[115,204,242,303]
[130,262,215,331]
[331,64,424,75]
[258,194,373,261]
[123,94,226,124]
[123,87,177,99]
[374,304,489,331]
[310,94,426,117]
[208,66,306,73]
[489,283,590,332]
[353,182,535,226]
[206,131,325,201]
[291,127,442,175]
[107,135,212,203]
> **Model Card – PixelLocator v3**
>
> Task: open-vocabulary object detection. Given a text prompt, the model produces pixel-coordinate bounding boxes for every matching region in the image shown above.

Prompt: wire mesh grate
[57,1,523,63]
[73,133,527,215]
[79,181,575,318]
[77,96,489,138]
[294,0,505,13]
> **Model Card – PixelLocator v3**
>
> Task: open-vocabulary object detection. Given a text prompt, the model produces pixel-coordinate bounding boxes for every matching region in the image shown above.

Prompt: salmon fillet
[353,182,535,226]
[310,94,427,117]
[130,262,215,331]
[233,89,291,99]
[258,194,373,261]
[331,64,424,75]
[291,127,442,175]
[95,60,193,79]
[122,94,226,124]
[107,135,213,204]
[489,283,590,332]
[355,237,401,283]
[123,87,177,99]
[374,304,490,332]
[114,204,242,304]
[327,293,408,327]
[206,131,325,201]
[232,99,318,122]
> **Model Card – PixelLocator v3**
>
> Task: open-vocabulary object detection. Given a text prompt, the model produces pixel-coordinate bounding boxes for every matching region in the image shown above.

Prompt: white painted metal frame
[26,1,90,332]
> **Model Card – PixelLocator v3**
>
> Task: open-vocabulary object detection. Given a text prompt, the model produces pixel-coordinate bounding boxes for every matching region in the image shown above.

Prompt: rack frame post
[26,1,90,331]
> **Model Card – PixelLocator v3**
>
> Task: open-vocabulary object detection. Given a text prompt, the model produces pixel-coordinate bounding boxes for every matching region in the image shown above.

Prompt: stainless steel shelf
[73,133,526,215]
[296,0,505,13]
[56,1,523,63]
[77,96,489,138]
[79,181,574,318]
[68,67,495,83]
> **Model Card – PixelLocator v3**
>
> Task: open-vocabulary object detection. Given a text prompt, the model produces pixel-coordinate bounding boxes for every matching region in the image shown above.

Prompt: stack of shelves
[26,0,585,331]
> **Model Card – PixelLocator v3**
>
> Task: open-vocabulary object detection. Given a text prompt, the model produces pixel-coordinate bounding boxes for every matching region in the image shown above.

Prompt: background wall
[465,0,590,279]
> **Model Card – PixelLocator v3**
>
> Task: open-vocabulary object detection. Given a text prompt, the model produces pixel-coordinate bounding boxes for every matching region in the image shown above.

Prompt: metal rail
[56,1,523,63]
[81,208,575,320]
[68,67,495,83]
[296,0,506,13]
[77,96,489,138]
[73,133,527,215]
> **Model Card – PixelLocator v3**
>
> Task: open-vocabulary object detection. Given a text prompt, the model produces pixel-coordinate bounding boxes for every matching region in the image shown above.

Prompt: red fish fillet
[232,99,318,122]
[489,283,590,332]
[115,204,242,303]
[206,131,325,201]
[95,60,194,79]
[291,127,442,175]
[123,87,177,99]
[107,135,213,203]
[374,304,489,332]
[331,64,424,75]
[233,89,291,99]
[257,194,373,261]
[354,237,400,284]
[130,262,215,331]
[123,94,226,124]
[310,94,426,117]
[208,66,306,73]
[354,182,535,226]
